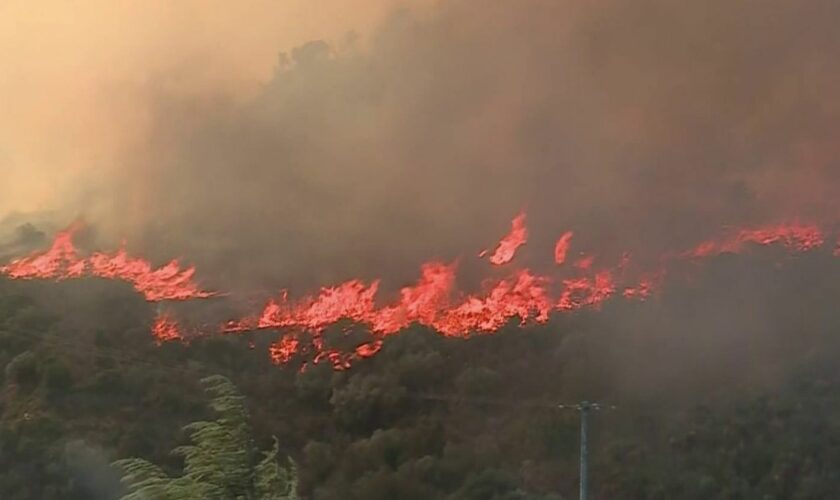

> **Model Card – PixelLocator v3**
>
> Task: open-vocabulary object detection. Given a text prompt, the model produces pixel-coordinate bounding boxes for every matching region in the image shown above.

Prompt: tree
[113,375,298,500]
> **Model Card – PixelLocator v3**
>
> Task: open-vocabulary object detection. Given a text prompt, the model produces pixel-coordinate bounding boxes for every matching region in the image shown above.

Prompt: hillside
[3,252,840,499]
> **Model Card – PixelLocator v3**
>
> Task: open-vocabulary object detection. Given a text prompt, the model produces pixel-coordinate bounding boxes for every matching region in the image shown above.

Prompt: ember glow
[152,312,184,343]
[622,274,661,301]
[557,271,616,311]
[574,256,595,271]
[1,215,835,370]
[682,223,825,259]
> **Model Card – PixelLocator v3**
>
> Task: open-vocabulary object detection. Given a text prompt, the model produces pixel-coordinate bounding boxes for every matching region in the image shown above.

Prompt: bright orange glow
[0,223,85,280]
[484,211,528,265]
[557,271,616,311]
[0,224,216,301]
[2,215,834,369]
[554,231,574,265]
[152,312,183,343]
[683,223,824,259]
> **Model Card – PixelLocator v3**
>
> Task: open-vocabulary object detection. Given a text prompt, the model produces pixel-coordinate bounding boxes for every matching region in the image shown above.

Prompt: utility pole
[557,401,613,500]
[579,401,590,500]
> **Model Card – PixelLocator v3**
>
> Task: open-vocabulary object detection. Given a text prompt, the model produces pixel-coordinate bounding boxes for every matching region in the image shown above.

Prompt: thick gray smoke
[19,0,840,292]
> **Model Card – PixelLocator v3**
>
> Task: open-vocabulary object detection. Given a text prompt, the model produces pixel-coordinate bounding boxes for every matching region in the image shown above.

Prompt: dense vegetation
[114,375,298,500]
[3,253,840,499]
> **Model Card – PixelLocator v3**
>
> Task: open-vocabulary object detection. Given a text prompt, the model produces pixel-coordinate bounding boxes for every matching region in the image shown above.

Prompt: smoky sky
[13,0,840,293]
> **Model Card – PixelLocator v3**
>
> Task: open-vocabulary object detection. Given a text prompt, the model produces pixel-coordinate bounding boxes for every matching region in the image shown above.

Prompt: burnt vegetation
[2,252,840,499]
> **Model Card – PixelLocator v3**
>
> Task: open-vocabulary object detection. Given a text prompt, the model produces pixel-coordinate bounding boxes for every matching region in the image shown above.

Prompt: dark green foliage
[5,350,40,389]
[113,375,298,500]
[4,257,840,499]
[43,356,74,394]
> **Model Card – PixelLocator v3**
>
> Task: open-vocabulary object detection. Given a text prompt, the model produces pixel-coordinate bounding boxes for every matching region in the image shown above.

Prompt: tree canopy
[114,375,298,500]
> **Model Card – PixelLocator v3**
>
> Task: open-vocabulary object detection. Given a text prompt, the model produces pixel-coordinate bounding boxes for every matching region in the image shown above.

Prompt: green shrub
[5,350,40,389]
[43,358,74,394]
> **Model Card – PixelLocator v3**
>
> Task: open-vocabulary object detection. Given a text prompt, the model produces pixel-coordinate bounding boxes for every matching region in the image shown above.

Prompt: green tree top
[113,375,298,500]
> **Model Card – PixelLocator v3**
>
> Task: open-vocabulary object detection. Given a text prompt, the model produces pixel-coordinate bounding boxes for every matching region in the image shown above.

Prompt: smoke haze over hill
[3,0,840,294]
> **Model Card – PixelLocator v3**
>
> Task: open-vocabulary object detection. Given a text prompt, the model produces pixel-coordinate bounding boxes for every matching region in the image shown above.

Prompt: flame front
[2,215,834,370]
[0,224,85,280]
[0,225,216,301]
[683,223,824,259]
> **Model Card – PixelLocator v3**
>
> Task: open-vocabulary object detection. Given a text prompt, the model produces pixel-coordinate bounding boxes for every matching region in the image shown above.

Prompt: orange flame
[240,219,830,367]
[2,216,834,369]
[484,211,528,265]
[0,224,216,301]
[554,231,574,265]
[0,224,84,279]
[152,313,183,343]
[683,223,824,259]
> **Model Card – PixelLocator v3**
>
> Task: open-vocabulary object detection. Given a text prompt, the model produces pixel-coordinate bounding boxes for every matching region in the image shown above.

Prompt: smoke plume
[4,0,840,295]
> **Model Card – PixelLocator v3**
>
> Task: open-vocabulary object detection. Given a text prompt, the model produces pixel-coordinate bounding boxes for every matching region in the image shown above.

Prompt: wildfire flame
[682,223,824,259]
[1,215,833,370]
[482,211,528,265]
[152,312,184,344]
[0,224,216,301]
[554,231,574,265]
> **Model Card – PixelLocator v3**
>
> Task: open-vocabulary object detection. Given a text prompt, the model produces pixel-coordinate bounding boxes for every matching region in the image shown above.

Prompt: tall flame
[554,231,574,265]
[2,215,834,370]
[231,218,831,368]
[483,211,528,265]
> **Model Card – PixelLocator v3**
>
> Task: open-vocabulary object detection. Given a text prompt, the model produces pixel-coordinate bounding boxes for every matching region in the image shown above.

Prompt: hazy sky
[0,0,432,215]
[2,0,839,292]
